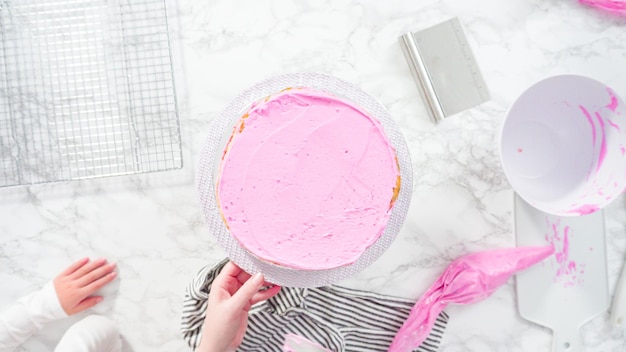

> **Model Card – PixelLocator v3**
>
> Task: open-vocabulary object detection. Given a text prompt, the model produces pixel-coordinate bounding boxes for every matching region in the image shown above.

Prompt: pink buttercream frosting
[217,88,400,270]
[389,246,554,352]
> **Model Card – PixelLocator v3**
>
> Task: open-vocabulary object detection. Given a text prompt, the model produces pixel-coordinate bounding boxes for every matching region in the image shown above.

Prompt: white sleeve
[0,281,68,352]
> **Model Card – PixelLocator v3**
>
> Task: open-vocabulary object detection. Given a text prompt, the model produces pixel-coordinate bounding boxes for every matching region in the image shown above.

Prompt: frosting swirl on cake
[217,88,400,270]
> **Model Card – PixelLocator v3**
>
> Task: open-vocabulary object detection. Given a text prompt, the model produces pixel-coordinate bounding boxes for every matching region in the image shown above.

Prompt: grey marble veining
[1,0,626,351]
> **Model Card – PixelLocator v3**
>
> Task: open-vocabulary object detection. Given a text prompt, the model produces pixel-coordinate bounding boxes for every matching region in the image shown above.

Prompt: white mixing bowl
[501,75,626,216]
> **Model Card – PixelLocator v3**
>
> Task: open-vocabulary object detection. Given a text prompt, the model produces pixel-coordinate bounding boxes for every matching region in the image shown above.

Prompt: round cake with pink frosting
[216,88,400,270]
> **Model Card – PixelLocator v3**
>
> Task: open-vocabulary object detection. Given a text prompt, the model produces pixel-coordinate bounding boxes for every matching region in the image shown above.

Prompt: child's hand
[197,262,281,352]
[53,257,117,315]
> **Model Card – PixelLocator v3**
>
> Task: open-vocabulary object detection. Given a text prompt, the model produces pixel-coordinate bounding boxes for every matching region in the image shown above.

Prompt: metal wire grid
[0,0,182,187]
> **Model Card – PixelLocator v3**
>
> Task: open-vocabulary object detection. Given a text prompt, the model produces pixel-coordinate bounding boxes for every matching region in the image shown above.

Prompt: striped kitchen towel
[181,259,448,352]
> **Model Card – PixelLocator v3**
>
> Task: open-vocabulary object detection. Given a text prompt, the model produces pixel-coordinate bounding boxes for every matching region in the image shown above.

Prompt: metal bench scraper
[399,17,490,123]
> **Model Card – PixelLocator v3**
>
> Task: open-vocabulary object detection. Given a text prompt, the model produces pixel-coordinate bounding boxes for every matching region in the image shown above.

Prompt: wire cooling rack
[0,0,182,187]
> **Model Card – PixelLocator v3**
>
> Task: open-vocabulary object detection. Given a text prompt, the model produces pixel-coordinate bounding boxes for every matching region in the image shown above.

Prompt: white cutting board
[515,195,609,352]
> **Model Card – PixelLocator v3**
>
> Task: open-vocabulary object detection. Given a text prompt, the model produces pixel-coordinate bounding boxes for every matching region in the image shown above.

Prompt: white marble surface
[2,0,626,351]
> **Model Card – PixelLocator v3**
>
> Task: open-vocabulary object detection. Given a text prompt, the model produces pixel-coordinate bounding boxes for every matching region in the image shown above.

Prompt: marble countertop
[2,0,626,351]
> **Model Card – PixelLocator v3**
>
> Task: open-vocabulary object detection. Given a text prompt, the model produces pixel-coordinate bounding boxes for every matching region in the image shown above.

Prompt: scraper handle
[552,327,582,352]
[610,259,626,327]
[398,32,445,124]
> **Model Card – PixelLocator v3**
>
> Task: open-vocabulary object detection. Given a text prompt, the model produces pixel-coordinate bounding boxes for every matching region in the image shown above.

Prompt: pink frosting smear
[389,246,554,352]
[217,88,399,270]
[579,105,597,182]
[545,219,585,287]
[568,203,600,215]
[607,88,620,112]
[580,106,597,150]
[608,119,621,131]
[572,85,625,215]
[579,0,626,14]
[594,111,608,173]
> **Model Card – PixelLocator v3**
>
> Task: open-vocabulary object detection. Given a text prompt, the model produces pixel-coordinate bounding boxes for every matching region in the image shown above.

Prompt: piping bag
[389,245,554,352]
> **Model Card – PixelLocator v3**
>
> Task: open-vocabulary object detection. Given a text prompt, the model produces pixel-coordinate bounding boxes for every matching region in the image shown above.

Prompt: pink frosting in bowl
[216,88,400,270]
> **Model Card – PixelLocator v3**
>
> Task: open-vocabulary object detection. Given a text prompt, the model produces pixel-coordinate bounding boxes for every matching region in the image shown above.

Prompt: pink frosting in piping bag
[389,246,554,352]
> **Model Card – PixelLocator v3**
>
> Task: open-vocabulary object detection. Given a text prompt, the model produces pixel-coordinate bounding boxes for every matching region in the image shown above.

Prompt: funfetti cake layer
[216,88,400,270]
